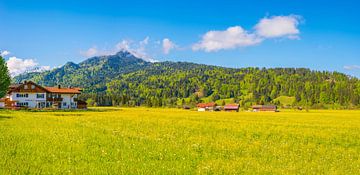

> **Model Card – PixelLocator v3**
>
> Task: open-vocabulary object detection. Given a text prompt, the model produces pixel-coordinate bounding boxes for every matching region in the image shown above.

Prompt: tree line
[78,62,360,109]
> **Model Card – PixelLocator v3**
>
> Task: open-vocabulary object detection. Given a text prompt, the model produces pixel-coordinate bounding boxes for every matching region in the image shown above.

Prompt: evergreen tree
[0,56,11,98]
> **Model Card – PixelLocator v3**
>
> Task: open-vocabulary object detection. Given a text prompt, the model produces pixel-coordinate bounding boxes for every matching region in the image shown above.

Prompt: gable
[10,81,48,93]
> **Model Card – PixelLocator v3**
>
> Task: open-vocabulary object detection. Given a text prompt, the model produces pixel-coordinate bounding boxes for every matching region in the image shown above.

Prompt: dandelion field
[0,108,359,174]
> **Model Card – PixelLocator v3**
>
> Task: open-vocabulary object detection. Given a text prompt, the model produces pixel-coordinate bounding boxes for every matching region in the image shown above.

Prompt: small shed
[252,105,278,112]
[197,102,217,111]
[77,100,88,109]
[224,104,240,112]
[183,105,191,110]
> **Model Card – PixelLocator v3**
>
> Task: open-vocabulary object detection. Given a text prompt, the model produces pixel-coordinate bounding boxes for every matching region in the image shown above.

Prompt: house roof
[8,81,82,94]
[252,105,277,109]
[45,87,82,94]
[7,81,48,94]
[224,104,239,109]
[9,84,22,89]
[197,102,217,108]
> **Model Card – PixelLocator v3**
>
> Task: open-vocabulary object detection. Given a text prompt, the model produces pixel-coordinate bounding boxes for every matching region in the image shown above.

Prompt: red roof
[252,105,277,109]
[197,102,217,108]
[224,104,239,110]
[44,87,82,94]
[7,81,83,94]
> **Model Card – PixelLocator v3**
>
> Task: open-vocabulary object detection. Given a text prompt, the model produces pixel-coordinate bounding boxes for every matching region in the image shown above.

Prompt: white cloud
[192,26,262,52]
[344,65,360,70]
[6,57,50,77]
[81,37,158,62]
[116,37,158,62]
[255,15,301,39]
[162,38,176,54]
[193,15,302,52]
[80,47,98,57]
[115,40,132,51]
[0,50,10,57]
[140,36,149,45]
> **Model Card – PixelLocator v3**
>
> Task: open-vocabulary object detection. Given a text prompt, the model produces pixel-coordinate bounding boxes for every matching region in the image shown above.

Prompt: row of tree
[78,62,360,109]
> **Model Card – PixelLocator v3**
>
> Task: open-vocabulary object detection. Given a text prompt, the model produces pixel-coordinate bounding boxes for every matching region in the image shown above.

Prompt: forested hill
[14,51,150,92]
[14,52,360,109]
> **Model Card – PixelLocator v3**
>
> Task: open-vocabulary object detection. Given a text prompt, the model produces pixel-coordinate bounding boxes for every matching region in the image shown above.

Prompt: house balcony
[46,97,63,102]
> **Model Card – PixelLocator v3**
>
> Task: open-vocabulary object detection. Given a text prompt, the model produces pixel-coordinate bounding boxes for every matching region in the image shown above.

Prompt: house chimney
[58,85,61,89]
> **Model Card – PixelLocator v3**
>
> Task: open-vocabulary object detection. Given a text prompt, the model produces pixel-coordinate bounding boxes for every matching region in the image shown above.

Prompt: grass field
[1,108,360,174]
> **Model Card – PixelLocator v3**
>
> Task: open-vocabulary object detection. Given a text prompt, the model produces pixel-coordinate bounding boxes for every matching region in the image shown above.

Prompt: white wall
[0,102,4,108]
[8,92,78,109]
[60,94,78,109]
[10,92,46,108]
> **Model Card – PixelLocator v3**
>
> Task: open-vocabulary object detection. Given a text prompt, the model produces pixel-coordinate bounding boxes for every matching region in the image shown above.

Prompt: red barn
[252,105,278,112]
[224,104,240,112]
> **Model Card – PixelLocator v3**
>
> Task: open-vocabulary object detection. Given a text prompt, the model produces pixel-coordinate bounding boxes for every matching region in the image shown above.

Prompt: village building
[252,105,278,112]
[224,104,240,112]
[197,102,217,111]
[0,81,87,110]
[0,98,5,108]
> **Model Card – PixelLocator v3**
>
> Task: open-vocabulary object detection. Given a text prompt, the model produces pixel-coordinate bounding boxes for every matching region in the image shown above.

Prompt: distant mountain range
[14,51,360,108]
[14,51,150,92]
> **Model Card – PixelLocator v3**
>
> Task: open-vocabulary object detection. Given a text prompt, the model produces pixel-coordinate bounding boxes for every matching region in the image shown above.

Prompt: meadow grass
[0,108,359,174]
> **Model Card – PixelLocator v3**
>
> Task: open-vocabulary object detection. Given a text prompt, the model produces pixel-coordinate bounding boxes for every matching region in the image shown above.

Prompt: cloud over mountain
[162,38,176,54]
[193,15,302,52]
[255,15,301,39]
[344,65,360,70]
[0,50,10,57]
[192,26,262,52]
[6,57,51,77]
[81,37,158,62]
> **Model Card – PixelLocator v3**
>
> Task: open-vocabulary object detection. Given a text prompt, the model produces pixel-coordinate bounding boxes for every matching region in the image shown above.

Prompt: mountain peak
[116,50,136,58]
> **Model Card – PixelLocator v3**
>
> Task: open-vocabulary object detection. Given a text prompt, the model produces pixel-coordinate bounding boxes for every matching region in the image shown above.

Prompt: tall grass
[0,108,359,174]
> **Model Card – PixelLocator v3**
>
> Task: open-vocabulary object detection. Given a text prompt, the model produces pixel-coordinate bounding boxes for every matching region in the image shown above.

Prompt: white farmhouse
[0,81,87,109]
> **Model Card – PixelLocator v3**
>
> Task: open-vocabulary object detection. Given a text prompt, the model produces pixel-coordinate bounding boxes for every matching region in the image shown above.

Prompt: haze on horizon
[0,0,359,77]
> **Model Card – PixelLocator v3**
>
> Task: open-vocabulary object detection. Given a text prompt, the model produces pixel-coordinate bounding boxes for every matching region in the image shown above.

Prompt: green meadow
[0,108,359,174]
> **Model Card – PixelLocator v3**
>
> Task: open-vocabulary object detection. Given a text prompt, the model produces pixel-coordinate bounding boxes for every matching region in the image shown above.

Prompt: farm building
[0,98,5,108]
[77,100,88,109]
[0,81,86,110]
[224,104,240,112]
[197,102,217,111]
[252,105,278,112]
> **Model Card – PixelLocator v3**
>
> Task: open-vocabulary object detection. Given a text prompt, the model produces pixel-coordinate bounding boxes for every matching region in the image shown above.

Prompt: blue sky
[0,0,359,77]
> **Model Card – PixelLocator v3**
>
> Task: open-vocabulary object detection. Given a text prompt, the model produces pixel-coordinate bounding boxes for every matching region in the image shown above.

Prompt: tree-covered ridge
[14,51,150,92]
[104,62,360,108]
[13,52,360,109]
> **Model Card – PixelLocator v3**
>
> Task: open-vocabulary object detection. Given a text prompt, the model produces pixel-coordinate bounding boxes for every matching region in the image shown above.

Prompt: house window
[16,94,29,98]
[63,102,67,106]
[17,102,28,107]
[31,85,35,89]
[37,94,45,98]
[24,85,28,89]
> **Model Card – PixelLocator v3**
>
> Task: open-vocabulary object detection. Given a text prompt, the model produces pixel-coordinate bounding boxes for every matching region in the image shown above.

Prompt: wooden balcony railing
[46,97,63,102]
